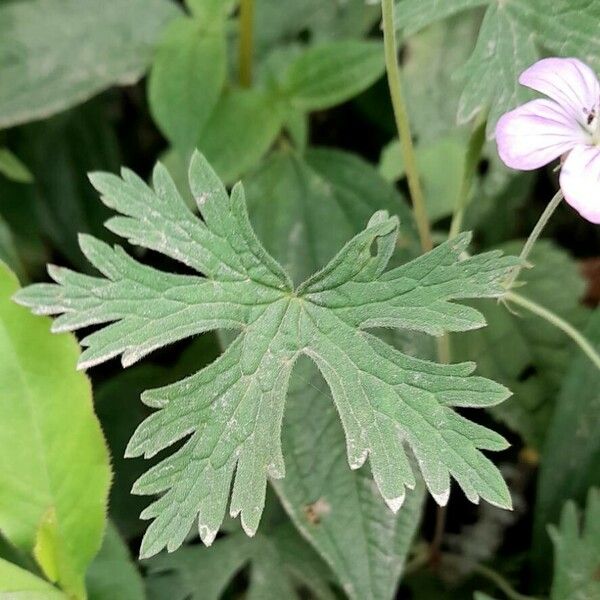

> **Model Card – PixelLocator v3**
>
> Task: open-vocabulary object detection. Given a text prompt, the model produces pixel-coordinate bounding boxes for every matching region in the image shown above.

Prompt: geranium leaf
[395,0,600,134]
[15,151,517,558]
[548,489,600,600]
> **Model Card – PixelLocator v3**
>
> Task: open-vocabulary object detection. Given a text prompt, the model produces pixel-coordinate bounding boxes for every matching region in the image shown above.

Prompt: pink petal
[560,145,600,224]
[495,99,584,170]
[519,58,600,125]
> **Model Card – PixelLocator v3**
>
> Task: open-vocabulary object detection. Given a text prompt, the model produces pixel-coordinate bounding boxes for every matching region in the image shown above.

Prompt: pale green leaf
[245,148,425,600]
[394,0,489,35]
[149,16,226,151]
[281,41,385,111]
[0,557,67,599]
[15,152,517,559]
[0,0,179,128]
[86,522,145,600]
[379,136,466,222]
[400,13,481,141]
[549,489,600,600]
[455,3,536,135]
[0,263,111,598]
[0,149,33,184]
[184,0,234,23]
[197,88,285,183]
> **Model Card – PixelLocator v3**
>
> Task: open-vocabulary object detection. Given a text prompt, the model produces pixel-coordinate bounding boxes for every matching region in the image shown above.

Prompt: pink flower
[496,58,600,224]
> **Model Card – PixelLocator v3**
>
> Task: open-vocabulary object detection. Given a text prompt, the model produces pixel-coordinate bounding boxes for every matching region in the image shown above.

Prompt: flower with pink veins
[496,57,600,224]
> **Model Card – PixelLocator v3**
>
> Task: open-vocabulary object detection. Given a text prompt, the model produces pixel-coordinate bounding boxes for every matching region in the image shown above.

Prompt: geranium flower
[496,57,600,224]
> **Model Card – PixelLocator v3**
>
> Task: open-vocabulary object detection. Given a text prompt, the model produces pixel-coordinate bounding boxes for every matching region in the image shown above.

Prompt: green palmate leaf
[533,310,600,569]
[149,15,226,152]
[452,241,588,450]
[146,521,335,600]
[549,489,600,600]
[275,359,425,600]
[0,0,179,128]
[86,522,145,600]
[281,41,386,111]
[244,148,419,285]
[395,0,600,134]
[245,148,425,600]
[0,263,111,598]
[0,557,67,599]
[15,151,517,558]
[95,336,219,538]
[0,149,33,184]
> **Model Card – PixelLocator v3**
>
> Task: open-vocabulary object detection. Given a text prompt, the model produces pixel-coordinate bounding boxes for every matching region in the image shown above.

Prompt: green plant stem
[448,115,487,240]
[239,0,255,87]
[505,190,563,289]
[505,290,600,371]
[381,0,433,252]
[472,562,542,600]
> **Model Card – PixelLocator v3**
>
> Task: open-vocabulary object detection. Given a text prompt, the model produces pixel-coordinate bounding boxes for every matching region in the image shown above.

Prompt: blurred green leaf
[146,521,335,600]
[254,0,380,56]
[0,557,66,598]
[0,0,179,128]
[401,13,481,142]
[379,136,466,222]
[197,88,285,183]
[0,262,111,598]
[149,16,226,152]
[549,489,600,600]
[0,148,33,183]
[281,41,385,111]
[0,214,25,280]
[534,310,600,569]
[396,0,600,134]
[14,101,120,271]
[86,522,145,600]
[453,241,588,449]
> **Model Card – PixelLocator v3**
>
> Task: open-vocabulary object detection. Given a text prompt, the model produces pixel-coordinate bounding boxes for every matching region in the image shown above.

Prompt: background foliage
[0,0,598,599]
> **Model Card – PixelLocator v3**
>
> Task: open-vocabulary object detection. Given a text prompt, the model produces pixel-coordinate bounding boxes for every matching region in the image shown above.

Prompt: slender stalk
[505,290,600,371]
[472,563,542,600]
[448,115,487,240]
[381,0,433,252]
[504,190,563,289]
[238,0,255,87]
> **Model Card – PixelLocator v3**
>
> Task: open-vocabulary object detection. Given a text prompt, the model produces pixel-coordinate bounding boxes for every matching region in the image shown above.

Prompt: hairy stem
[381,0,433,252]
[505,190,563,289]
[505,290,600,371]
[239,0,255,87]
[448,115,487,240]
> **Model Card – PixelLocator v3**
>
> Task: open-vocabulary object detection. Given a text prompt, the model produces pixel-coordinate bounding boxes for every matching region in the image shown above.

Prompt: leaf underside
[15,151,518,557]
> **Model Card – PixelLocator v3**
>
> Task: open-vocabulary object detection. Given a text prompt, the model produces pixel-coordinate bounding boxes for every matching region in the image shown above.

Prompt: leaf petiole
[504,290,600,371]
